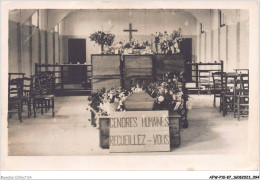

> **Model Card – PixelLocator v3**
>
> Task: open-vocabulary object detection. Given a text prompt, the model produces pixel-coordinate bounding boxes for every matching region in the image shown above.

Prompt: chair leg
[28,99,31,118]
[41,100,44,115]
[33,99,36,118]
[21,102,23,113]
[18,102,22,123]
[219,96,222,112]
[223,96,225,116]
[45,100,48,113]
[237,97,240,121]
[52,98,55,117]
[48,100,50,110]
[213,94,216,107]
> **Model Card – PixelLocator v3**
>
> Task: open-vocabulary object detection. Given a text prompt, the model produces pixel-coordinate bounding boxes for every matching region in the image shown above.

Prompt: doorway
[179,38,192,82]
[68,38,86,84]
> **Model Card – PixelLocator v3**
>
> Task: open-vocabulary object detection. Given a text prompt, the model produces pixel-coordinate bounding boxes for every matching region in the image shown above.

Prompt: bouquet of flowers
[124,42,132,49]
[89,31,115,53]
[142,41,152,48]
[88,87,131,116]
[146,71,188,112]
[146,71,189,128]
[154,28,183,54]
[170,28,183,53]
[113,41,124,53]
[153,32,163,53]
[160,40,169,54]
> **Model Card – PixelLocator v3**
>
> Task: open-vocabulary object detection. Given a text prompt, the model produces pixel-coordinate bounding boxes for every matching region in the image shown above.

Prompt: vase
[155,43,158,53]
[101,44,104,54]
[162,49,167,54]
[133,49,140,54]
[128,48,133,54]
[171,46,175,54]
[124,49,128,55]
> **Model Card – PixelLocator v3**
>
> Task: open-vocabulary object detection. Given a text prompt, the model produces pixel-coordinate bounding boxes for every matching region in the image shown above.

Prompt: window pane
[31,11,38,27]
[54,24,58,33]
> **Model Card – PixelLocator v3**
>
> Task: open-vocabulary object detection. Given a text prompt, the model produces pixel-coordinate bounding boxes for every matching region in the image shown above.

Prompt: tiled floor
[8,95,248,156]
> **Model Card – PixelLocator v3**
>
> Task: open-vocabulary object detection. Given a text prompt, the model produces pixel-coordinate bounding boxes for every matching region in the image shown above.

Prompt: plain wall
[8,20,59,77]
[8,21,19,73]
[197,9,249,71]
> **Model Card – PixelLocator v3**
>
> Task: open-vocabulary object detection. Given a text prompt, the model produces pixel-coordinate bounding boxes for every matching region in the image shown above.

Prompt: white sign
[109,111,170,153]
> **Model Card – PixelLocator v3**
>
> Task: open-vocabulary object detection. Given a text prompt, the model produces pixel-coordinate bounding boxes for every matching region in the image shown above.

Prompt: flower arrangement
[154,32,163,53]
[124,42,132,49]
[153,28,183,54]
[146,71,189,127]
[87,87,130,116]
[146,71,187,111]
[88,72,188,114]
[111,39,153,54]
[87,72,189,127]
[89,31,115,53]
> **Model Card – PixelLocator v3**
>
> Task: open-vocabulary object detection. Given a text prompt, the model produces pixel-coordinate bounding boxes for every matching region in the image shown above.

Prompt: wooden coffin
[124,92,154,111]
[91,76,121,92]
[155,54,185,77]
[124,55,154,77]
[91,54,121,77]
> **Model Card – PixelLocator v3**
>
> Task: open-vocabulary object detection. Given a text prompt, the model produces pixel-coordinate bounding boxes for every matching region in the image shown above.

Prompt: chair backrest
[238,73,249,93]
[31,75,42,96]
[36,73,55,95]
[224,72,239,94]
[199,71,211,83]
[212,72,226,90]
[240,73,249,91]
[8,73,25,81]
[8,78,24,99]
[234,73,249,96]
[22,77,32,96]
[234,69,249,75]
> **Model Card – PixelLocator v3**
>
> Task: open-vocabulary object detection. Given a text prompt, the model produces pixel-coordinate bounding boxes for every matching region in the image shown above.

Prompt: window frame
[219,10,226,27]
[200,23,205,34]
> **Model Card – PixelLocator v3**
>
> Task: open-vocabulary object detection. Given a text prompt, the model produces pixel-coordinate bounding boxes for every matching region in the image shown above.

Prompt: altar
[90,53,188,90]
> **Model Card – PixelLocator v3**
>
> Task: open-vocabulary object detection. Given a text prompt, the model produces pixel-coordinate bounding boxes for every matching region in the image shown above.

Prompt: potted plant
[89,31,115,54]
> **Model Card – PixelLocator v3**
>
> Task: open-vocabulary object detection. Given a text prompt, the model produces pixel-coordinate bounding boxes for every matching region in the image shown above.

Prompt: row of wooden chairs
[212,69,249,120]
[8,72,55,124]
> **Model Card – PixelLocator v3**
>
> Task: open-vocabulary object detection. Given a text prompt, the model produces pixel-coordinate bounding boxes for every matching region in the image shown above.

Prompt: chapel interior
[7,9,249,155]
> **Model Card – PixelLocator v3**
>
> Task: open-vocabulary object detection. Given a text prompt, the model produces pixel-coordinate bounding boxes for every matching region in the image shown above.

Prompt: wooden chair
[234,72,249,120]
[234,69,249,90]
[32,73,55,117]
[212,72,226,110]
[22,77,33,118]
[8,73,25,81]
[8,78,24,123]
[198,70,211,95]
[221,72,239,116]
